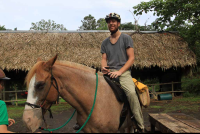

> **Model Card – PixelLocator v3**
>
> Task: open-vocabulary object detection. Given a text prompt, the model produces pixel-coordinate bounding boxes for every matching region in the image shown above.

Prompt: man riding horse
[73,13,145,133]
[101,13,145,133]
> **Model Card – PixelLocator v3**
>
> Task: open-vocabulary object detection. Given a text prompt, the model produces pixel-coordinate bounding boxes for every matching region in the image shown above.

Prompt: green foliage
[133,0,199,30]
[133,0,200,65]
[96,18,108,30]
[119,22,156,31]
[139,24,156,31]
[0,25,6,30]
[119,22,135,30]
[79,14,97,30]
[30,19,67,31]
[181,77,200,96]
[143,78,159,84]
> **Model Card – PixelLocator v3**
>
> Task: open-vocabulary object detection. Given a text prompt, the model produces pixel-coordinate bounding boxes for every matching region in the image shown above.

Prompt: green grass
[149,106,162,109]
[7,103,72,119]
[150,96,200,113]
[173,97,200,102]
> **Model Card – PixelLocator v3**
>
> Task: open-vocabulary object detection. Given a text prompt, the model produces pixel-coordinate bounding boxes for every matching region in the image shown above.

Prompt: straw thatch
[0,31,196,71]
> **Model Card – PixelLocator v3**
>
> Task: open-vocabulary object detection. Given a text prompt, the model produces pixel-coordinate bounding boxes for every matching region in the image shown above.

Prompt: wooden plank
[149,91,185,95]
[149,113,200,133]
[172,82,174,97]
[15,87,18,106]
[156,91,185,94]
[2,90,27,93]
[168,113,200,131]
[0,92,2,99]
[149,114,174,133]
[3,89,5,101]
[4,99,26,102]
[151,86,158,100]
[147,82,181,86]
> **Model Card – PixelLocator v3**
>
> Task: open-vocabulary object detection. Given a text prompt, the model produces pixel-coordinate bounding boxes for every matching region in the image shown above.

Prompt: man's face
[107,18,120,32]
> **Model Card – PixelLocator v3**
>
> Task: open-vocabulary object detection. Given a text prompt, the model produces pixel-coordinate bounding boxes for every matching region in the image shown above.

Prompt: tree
[79,14,97,30]
[133,0,200,65]
[0,25,6,30]
[96,18,108,30]
[119,22,135,30]
[139,24,156,31]
[30,19,67,31]
[133,0,199,30]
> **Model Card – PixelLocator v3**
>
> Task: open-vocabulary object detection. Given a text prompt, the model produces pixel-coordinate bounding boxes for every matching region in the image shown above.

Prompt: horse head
[23,55,59,132]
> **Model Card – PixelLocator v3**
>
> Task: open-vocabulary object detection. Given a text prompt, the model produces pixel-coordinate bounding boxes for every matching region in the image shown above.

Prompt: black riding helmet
[0,69,10,80]
[105,13,121,23]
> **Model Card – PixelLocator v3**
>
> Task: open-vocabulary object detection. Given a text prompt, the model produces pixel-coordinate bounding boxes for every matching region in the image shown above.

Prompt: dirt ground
[8,98,200,133]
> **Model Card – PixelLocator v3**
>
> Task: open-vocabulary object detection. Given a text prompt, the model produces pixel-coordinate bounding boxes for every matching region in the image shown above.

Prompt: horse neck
[53,65,97,114]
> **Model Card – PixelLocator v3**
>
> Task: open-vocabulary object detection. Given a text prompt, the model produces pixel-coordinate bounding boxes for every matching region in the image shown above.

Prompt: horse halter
[25,69,60,119]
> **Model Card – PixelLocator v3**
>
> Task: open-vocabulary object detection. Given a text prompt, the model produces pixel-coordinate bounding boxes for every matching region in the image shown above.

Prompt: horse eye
[35,81,45,91]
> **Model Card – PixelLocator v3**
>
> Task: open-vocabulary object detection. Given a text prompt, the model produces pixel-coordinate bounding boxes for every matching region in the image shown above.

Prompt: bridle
[25,69,60,120]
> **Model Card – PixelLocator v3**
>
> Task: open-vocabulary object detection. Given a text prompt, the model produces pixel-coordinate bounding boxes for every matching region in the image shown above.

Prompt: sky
[0,0,157,31]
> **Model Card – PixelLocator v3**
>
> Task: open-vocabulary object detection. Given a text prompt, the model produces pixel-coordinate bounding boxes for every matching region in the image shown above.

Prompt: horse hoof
[73,123,81,130]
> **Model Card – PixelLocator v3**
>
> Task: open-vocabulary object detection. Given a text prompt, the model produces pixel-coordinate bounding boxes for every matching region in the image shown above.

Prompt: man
[101,13,145,132]
[0,69,16,133]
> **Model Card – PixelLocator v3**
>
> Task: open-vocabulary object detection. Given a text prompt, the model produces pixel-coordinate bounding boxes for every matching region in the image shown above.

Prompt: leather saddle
[103,74,131,129]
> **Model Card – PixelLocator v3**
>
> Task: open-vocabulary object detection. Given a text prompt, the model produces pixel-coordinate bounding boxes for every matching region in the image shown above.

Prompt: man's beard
[110,28,119,35]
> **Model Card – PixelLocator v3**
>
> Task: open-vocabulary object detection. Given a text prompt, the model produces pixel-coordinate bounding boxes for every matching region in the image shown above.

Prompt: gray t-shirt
[101,33,134,70]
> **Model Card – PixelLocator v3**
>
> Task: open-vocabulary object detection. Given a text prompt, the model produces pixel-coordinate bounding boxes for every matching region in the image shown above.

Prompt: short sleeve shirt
[0,100,9,126]
[100,33,134,70]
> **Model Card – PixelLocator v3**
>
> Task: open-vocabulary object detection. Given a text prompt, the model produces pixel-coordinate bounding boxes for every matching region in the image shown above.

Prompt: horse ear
[37,57,42,62]
[44,55,57,71]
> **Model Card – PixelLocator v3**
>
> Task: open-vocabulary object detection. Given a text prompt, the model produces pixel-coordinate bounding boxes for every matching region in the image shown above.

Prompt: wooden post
[172,81,174,97]
[151,124,155,133]
[0,92,1,100]
[3,89,5,101]
[15,86,18,106]
[152,85,157,99]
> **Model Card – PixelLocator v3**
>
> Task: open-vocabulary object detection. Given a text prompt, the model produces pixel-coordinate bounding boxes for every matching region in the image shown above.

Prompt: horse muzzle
[23,108,43,133]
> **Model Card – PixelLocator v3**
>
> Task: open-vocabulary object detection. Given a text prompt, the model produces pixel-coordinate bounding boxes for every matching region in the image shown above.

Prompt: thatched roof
[0,30,196,71]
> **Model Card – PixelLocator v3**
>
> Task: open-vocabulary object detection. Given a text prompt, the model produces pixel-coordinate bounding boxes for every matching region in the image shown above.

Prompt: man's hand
[108,71,122,78]
[102,67,110,74]
[8,118,15,127]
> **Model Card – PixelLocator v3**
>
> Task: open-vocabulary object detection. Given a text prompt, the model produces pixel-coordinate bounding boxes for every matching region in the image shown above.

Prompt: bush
[181,78,200,96]
[182,91,196,97]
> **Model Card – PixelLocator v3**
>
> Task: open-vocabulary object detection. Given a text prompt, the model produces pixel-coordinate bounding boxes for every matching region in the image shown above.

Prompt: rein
[39,73,99,133]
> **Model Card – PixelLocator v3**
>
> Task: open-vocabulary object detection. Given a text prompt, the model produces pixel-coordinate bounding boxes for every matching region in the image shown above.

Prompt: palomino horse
[23,55,138,133]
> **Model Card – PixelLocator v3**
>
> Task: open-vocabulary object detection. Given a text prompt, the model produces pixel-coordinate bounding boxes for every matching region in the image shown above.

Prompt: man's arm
[119,47,134,74]
[0,125,14,133]
[108,47,134,78]
[101,53,110,74]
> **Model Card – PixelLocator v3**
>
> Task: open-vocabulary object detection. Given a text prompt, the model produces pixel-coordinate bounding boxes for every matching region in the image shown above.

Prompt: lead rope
[39,73,98,133]
[76,73,98,133]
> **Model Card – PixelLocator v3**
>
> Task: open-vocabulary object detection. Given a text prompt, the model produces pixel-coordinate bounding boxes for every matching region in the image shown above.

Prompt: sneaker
[137,128,145,133]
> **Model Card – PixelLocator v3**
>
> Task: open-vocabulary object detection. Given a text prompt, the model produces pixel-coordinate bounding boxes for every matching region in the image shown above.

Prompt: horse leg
[127,126,135,133]
[119,129,125,133]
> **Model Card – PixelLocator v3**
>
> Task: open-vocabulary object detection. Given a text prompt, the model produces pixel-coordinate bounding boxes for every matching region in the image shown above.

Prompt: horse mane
[55,60,96,74]
[25,60,103,89]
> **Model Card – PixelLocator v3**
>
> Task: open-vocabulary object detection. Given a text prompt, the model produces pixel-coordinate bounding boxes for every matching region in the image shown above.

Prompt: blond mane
[55,60,95,74]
